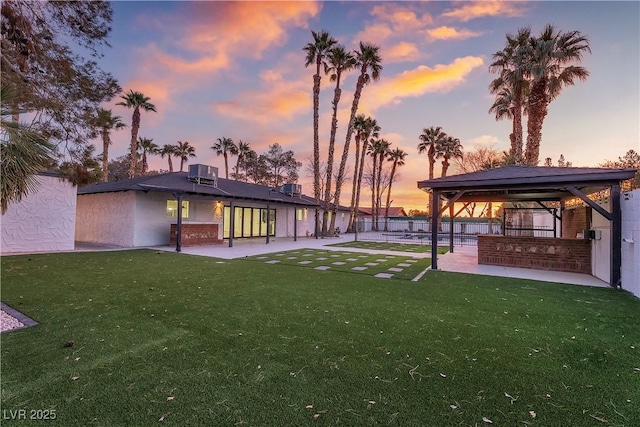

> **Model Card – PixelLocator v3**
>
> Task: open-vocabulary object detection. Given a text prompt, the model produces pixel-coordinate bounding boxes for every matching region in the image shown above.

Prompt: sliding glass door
[223,206,276,239]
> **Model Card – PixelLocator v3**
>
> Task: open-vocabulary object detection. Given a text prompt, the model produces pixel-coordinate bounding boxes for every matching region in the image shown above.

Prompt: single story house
[76,165,350,249]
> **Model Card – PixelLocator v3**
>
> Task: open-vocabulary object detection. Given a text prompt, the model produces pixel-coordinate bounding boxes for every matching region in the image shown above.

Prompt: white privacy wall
[75,192,135,247]
[1,174,77,253]
[621,189,640,297]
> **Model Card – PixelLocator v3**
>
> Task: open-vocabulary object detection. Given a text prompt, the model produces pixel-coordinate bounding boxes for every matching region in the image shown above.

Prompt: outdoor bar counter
[170,223,223,247]
[477,234,591,274]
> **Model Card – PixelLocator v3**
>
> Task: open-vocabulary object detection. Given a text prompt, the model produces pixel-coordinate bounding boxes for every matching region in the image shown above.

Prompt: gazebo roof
[417,166,637,202]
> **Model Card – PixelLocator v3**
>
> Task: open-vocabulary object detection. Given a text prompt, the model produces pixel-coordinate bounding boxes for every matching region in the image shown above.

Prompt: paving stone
[397,263,412,267]
[286,256,298,260]
[352,266,368,271]
[385,255,396,258]
[255,256,268,259]
[375,259,388,262]
[298,260,313,265]
[302,253,314,257]
[359,255,369,258]
[375,273,394,279]
[332,261,346,265]
[365,262,379,266]
[274,253,285,256]
[316,257,328,261]
[330,254,341,257]
[346,258,358,262]
[406,259,418,263]
[315,266,331,270]
[388,267,403,272]
[265,260,280,264]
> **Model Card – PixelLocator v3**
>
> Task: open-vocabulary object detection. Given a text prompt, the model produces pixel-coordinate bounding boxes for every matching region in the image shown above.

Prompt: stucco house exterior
[1,172,77,254]
[76,166,349,249]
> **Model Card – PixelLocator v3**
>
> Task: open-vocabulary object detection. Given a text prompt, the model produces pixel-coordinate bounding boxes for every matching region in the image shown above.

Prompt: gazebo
[417,166,637,287]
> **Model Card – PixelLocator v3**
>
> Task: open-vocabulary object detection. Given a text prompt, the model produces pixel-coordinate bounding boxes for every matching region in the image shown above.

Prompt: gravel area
[1,309,25,332]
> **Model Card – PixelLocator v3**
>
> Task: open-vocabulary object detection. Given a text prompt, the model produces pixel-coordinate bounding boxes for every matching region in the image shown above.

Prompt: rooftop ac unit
[188,164,218,186]
[281,183,302,195]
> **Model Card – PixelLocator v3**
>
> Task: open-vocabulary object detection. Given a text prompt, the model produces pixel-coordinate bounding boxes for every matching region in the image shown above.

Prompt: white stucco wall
[76,192,136,247]
[1,174,77,253]
[621,190,640,297]
[590,199,611,283]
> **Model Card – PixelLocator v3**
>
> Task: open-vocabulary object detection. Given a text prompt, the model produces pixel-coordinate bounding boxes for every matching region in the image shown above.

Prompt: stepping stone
[388,268,403,272]
[316,257,328,261]
[274,253,285,256]
[286,256,298,260]
[330,254,341,257]
[385,255,396,258]
[397,263,412,267]
[332,262,346,265]
[352,266,367,271]
[359,255,369,258]
[216,261,225,264]
[375,259,388,262]
[375,273,394,279]
[255,256,268,259]
[315,266,331,270]
[265,260,280,264]
[365,262,379,266]
[298,260,313,265]
[406,259,418,263]
[303,253,314,257]
[346,258,358,262]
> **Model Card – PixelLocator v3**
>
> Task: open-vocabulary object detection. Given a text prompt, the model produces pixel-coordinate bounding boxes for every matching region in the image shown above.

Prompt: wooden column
[228,201,235,248]
[431,190,439,270]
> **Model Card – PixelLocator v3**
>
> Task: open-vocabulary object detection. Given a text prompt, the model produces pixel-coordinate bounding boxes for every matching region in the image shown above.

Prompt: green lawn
[1,250,639,426]
[327,240,449,254]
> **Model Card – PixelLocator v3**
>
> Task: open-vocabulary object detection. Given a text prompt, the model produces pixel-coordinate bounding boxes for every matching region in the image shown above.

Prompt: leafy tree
[90,108,125,182]
[138,137,159,175]
[174,141,196,172]
[107,154,140,181]
[384,148,407,231]
[159,145,176,173]
[264,143,301,188]
[117,90,156,178]
[322,45,356,235]
[212,137,237,179]
[0,84,56,213]
[1,1,120,148]
[241,150,270,185]
[600,150,640,190]
[58,145,102,186]
[331,42,382,234]
[304,30,337,237]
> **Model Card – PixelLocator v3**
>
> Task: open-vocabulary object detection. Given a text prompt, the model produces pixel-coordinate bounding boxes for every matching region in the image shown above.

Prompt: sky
[98,1,640,212]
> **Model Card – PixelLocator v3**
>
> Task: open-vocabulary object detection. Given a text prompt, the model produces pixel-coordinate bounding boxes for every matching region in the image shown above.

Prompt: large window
[167,200,189,218]
[223,206,275,239]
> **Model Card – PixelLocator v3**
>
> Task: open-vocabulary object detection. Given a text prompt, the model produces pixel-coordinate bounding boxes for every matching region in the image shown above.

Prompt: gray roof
[78,172,318,207]
[416,166,637,202]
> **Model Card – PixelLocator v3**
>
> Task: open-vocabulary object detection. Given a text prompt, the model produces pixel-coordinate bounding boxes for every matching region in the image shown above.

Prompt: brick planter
[478,235,591,274]
[170,223,223,247]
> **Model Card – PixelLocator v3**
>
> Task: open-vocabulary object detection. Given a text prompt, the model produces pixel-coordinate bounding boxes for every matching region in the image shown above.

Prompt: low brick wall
[170,223,223,247]
[478,235,591,274]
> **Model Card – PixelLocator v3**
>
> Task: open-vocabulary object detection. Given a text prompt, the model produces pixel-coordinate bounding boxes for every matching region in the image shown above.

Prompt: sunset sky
[99,1,640,212]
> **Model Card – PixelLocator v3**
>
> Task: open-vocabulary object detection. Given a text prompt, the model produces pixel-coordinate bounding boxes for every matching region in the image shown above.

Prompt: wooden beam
[439,190,466,216]
[431,190,439,270]
[535,201,561,220]
[567,187,612,220]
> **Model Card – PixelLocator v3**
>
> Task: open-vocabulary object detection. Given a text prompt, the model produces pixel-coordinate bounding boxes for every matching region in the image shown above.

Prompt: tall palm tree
[347,114,367,232]
[367,138,390,231]
[374,139,391,229]
[234,140,251,180]
[321,45,356,235]
[160,144,176,172]
[437,136,463,177]
[417,126,447,180]
[330,42,382,234]
[384,148,407,231]
[138,137,158,175]
[304,30,337,236]
[348,117,380,233]
[523,25,590,165]
[212,137,237,179]
[175,141,196,172]
[91,108,125,182]
[1,84,55,213]
[117,90,156,178]
[488,28,531,164]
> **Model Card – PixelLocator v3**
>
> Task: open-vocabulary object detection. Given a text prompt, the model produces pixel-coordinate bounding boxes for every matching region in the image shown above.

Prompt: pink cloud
[441,1,528,22]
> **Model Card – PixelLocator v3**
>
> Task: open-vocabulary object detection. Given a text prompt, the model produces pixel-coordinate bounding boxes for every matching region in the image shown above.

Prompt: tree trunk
[375,153,384,231]
[129,107,141,178]
[441,157,450,177]
[347,134,361,233]
[352,138,369,234]
[487,201,494,234]
[102,129,110,182]
[323,80,342,237]
[513,93,524,164]
[224,152,229,179]
[329,73,366,234]
[312,68,321,237]
[142,151,148,175]
[370,153,377,231]
[167,156,173,173]
[384,163,397,231]
[525,80,548,166]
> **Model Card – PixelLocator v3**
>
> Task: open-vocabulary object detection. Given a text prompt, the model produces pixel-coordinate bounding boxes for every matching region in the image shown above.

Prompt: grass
[327,240,449,254]
[243,249,430,281]
[1,250,639,426]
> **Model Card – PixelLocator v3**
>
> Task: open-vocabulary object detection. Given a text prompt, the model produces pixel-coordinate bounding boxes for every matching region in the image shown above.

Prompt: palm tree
[523,25,590,165]
[138,137,158,175]
[330,42,382,234]
[320,45,356,235]
[348,116,380,233]
[417,126,447,180]
[347,114,367,232]
[437,136,463,177]
[1,84,55,213]
[212,137,237,179]
[117,90,156,178]
[233,140,251,180]
[384,148,407,231]
[374,139,391,229]
[175,141,196,172]
[91,108,125,182]
[160,144,176,172]
[488,28,531,164]
[367,138,390,230]
[304,30,337,236]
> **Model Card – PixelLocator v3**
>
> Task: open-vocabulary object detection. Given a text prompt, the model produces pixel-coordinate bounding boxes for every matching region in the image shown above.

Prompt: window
[167,200,189,218]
